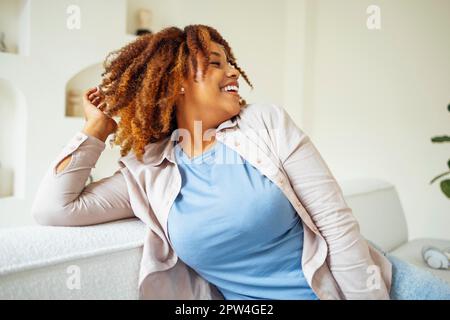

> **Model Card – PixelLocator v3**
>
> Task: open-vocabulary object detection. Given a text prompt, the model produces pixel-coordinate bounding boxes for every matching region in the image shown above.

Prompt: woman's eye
[210,62,221,66]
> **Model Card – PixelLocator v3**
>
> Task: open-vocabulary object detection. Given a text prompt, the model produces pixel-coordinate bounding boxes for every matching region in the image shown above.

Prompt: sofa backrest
[339,178,408,252]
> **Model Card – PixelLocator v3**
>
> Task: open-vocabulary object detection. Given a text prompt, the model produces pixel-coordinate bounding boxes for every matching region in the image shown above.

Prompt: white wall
[300,0,450,240]
[130,0,287,106]
[1,0,448,242]
[0,0,288,227]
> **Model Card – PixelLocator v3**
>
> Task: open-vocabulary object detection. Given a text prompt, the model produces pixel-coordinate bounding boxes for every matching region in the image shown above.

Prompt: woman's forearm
[32,129,134,226]
[82,122,111,142]
[31,131,107,223]
[55,125,109,174]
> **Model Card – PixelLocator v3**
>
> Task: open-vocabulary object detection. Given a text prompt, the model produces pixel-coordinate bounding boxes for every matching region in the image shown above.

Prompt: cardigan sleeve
[264,104,390,300]
[31,131,135,226]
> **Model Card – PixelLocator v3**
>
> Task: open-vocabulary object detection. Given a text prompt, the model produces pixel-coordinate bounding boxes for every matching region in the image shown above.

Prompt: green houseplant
[429,104,450,199]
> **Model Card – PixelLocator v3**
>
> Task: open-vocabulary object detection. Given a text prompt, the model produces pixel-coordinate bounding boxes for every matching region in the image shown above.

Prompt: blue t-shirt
[167,140,318,300]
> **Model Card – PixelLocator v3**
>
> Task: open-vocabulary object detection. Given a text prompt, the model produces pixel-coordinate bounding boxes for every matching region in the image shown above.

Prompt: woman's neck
[178,135,217,159]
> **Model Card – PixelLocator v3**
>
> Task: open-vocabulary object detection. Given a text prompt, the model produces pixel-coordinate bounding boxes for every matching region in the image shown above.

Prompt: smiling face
[176,41,242,129]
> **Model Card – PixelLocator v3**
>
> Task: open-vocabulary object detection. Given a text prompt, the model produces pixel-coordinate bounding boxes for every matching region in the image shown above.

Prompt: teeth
[221,85,239,92]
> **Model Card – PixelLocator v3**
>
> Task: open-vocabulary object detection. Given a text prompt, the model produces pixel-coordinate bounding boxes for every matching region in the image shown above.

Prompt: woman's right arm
[31,87,135,226]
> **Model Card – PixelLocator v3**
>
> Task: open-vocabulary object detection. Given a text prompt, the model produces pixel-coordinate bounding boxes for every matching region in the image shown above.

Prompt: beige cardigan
[32,103,392,300]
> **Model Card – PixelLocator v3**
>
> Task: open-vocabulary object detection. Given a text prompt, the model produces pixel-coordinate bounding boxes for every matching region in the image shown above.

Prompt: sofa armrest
[0,218,145,299]
[340,178,409,252]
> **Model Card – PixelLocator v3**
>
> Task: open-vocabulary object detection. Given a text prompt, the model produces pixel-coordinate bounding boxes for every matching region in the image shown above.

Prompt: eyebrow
[210,51,222,57]
[211,51,231,62]
[210,51,229,60]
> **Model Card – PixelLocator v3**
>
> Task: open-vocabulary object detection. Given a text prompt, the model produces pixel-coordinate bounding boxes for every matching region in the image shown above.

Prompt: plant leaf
[431,136,450,143]
[440,179,450,199]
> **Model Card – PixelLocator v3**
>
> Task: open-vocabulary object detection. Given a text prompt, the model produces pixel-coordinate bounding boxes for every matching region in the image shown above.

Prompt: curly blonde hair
[98,24,253,162]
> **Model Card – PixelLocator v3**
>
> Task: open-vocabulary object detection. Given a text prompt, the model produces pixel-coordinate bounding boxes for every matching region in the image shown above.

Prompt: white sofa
[0,218,145,299]
[340,179,450,285]
[0,178,448,299]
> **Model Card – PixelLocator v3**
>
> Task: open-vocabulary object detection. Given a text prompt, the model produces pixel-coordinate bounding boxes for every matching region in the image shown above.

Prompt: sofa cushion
[390,238,450,285]
[340,179,408,252]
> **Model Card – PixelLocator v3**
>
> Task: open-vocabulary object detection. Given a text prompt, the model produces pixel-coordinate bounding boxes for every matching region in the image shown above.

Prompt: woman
[31,24,450,300]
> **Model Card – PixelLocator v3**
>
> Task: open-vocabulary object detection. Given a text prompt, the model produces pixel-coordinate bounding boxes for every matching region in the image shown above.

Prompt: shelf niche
[0,0,30,56]
[0,78,27,199]
[65,63,104,118]
[64,63,122,183]
[126,0,155,37]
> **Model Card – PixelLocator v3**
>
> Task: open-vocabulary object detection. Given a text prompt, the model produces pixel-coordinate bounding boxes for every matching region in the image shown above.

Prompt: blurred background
[0,0,448,242]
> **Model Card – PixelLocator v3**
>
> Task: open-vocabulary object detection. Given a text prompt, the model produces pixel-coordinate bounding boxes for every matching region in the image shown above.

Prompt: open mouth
[220,85,239,96]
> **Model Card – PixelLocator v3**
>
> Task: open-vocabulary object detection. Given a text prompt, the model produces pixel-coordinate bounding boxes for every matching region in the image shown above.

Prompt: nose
[226,63,240,79]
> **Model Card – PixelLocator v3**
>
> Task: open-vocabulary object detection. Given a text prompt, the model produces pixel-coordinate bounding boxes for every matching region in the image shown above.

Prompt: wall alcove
[65,63,104,118]
[65,63,121,183]
[0,78,27,200]
[0,0,30,56]
[126,0,156,37]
